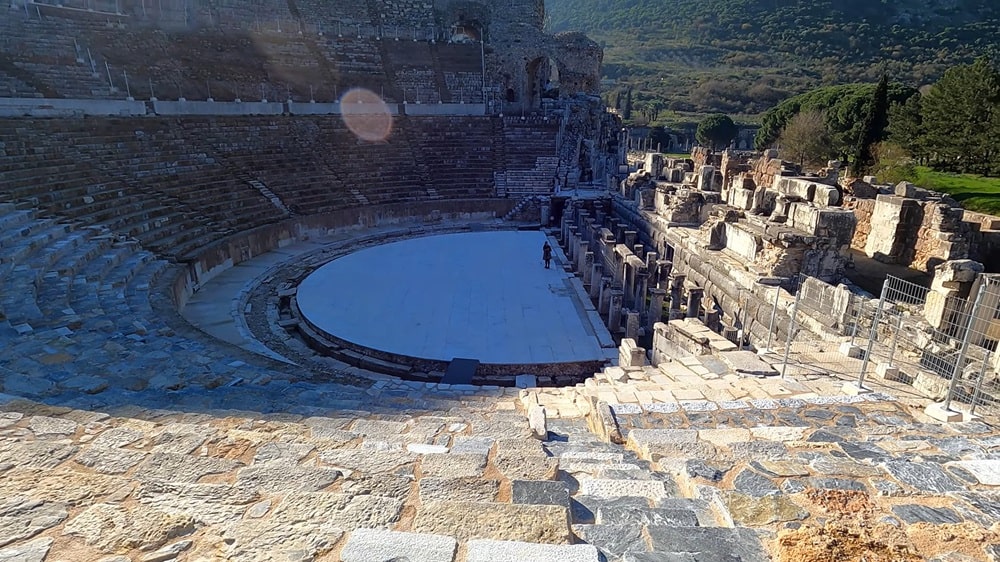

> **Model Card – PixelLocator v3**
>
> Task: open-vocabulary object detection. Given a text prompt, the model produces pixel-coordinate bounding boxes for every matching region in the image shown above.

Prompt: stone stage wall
[170,199,517,308]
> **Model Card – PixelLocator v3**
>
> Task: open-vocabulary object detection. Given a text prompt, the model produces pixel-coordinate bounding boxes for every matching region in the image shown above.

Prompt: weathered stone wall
[913,202,970,273]
[844,197,876,250]
[171,199,516,307]
[859,191,972,273]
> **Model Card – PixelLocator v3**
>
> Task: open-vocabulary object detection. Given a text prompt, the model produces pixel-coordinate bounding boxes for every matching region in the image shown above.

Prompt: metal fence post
[858,279,890,390]
[780,287,802,379]
[969,352,990,417]
[765,285,780,352]
[887,312,904,367]
[943,282,988,413]
[850,298,864,346]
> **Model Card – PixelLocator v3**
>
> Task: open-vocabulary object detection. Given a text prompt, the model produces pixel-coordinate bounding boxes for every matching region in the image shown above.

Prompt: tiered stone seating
[0,70,41,97]
[209,0,294,30]
[436,43,483,103]
[375,0,436,30]
[0,15,111,99]
[406,116,496,198]
[318,36,382,76]
[0,118,288,261]
[499,117,561,194]
[295,0,371,28]
[397,68,440,103]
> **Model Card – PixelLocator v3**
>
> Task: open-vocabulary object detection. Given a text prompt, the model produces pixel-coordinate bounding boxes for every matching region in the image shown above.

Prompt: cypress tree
[850,73,890,176]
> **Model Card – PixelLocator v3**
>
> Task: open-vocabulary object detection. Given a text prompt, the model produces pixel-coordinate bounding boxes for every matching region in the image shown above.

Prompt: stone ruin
[619,148,855,284]
[845,179,1000,274]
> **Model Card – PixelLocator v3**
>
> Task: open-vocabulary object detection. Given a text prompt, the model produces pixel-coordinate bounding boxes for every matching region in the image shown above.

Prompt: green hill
[545,0,1000,121]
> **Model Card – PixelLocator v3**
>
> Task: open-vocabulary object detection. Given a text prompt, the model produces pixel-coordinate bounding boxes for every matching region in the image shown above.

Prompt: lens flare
[340,88,393,142]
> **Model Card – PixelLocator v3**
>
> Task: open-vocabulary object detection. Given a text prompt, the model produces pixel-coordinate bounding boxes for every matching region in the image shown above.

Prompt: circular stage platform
[295,230,609,370]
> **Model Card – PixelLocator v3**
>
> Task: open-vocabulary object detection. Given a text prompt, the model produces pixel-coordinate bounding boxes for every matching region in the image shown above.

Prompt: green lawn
[910,167,1000,216]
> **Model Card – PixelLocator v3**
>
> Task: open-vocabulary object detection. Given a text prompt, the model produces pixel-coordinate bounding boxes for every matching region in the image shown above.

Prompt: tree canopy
[754,82,916,157]
[696,114,738,150]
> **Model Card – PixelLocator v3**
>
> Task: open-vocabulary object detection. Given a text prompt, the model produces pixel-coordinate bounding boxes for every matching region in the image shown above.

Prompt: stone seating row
[0,114,553,270]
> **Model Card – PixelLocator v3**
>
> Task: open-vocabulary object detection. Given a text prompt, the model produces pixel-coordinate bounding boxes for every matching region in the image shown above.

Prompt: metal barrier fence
[792,274,1000,418]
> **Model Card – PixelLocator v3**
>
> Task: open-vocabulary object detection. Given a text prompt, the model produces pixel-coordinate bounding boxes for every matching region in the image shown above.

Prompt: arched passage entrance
[525,56,559,109]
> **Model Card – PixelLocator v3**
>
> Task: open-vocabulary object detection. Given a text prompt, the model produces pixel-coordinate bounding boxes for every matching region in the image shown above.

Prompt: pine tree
[850,73,889,176]
[887,94,925,163]
[920,57,1000,174]
[696,114,738,150]
[623,88,633,121]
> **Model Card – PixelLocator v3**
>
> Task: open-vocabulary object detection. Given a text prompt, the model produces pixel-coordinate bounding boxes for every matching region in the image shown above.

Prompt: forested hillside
[545,0,1000,121]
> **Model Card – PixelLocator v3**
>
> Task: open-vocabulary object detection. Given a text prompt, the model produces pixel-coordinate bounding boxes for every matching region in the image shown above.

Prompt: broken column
[648,288,666,332]
[576,241,589,275]
[669,273,686,320]
[686,286,704,319]
[619,338,648,368]
[697,165,717,192]
[925,260,984,333]
[599,276,613,314]
[583,252,595,287]
[625,312,641,341]
[590,263,604,299]
[609,290,624,333]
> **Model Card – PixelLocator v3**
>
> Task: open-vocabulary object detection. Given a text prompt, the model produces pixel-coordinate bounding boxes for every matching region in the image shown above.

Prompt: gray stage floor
[296,230,608,363]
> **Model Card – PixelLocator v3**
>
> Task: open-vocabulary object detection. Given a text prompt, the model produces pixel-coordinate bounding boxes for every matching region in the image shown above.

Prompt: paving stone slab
[645,526,769,562]
[0,497,68,548]
[733,468,780,497]
[685,460,730,482]
[891,504,963,525]
[350,419,409,436]
[642,403,681,414]
[420,452,487,478]
[414,501,570,543]
[611,403,644,415]
[319,449,416,474]
[751,460,810,478]
[74,447,147,474]
[252,442,315,464]
[340,528,457,562]
[580,479,668,500]
[597,505,699,527]
[136,481,258,525]
[719,351,778,377]
[571,495,651,524]
[952,492,1000,520]
[882,461,964,493]
[494,453,559,480]
[721,491,809,526]
[450,436,495,454]
[945,461,1000,485]
[63,502,196,553]
[512,480,570,507]
[726,441,788,461]
[572,523,648,559]
[465,540,599,562]
[419,477,500,503]
[839,441,890,462]
[90,427,144,448]
[135,452,241,483]
[27,415,78,436]
[236,464,341,493]
[561,451,625,463]
[805,477,868,492]
[0,537,52,562]
[748,426,808,442]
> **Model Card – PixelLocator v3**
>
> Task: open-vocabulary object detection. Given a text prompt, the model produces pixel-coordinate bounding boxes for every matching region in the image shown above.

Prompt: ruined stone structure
[845,180,1000,274]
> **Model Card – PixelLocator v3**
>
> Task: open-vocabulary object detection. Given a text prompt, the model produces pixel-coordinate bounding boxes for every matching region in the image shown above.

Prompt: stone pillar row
[559,205,716,337]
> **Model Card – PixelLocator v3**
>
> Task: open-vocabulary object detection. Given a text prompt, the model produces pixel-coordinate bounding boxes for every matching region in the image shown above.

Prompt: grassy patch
[909,167,1000,216]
